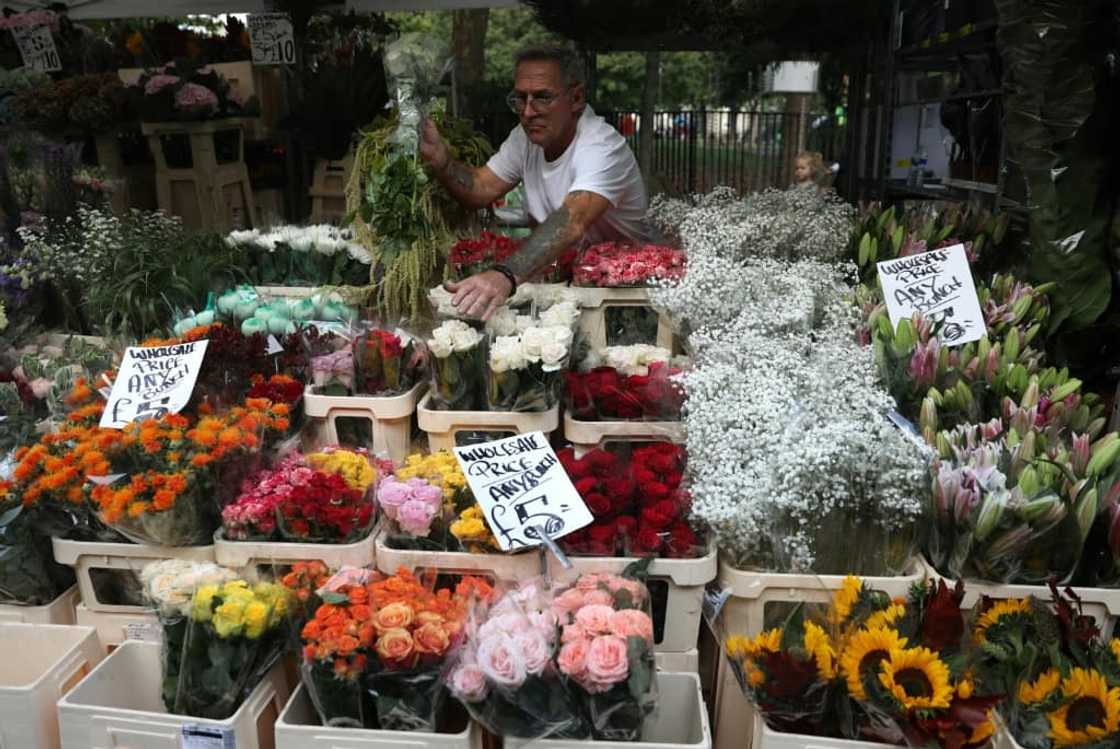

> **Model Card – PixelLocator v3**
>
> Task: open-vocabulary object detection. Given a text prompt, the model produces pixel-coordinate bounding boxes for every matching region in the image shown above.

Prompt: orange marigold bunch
[281,561,331,604]
[90,470,192,523]
[301,583,376,679]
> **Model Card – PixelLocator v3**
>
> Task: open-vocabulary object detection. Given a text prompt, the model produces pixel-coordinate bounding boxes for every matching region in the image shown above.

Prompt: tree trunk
[452,9,489,117]
[783,93,810,185]
[638,50,661,181]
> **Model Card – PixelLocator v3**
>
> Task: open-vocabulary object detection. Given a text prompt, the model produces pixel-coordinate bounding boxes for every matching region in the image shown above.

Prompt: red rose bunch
[566,360,684,420]
[558,443,701,558]
[247,373,303,404]
[354,328,419,396]
[279,470,374,542]
[449,231,522,278]
[573,242,687,287]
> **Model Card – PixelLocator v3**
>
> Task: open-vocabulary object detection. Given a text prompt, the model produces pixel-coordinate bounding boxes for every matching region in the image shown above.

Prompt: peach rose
[584,634,629,691]
[375,627,415,663]
[575,573,604,592]
[561,622,587,644]
[574,604,615,635]
[584,589,615,607]
[413,621,451,655]
[415,610,445,627]
[373,601,414,634]
[550,588,586,620]
[610,608,654,642]
[557,638,589,679]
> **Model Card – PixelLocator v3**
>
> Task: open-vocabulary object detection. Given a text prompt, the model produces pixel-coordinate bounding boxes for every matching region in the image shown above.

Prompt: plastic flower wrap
[557,443,702,559]
[566,345,688,421]
[221,449,381,544]
[175,579,290,719]
[447,579,592,740]
[353,326,425,396]
[552,565,658,740]
[311,347,355,395]
[573,242,687,287]
[140,560,239,711]
[299,567,491,730]
[428,320,485,410]
[487,324,573,412]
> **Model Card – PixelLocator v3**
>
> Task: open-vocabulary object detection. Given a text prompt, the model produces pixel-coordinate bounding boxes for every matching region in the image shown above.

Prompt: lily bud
[1075,488,1098,542]
[1021,494,1066,527]
[937,432,953,460]
[920,397,938,433]
[974,491,1007,540]
[1071,434,1091,477]
[1021,377,1040,410]
[985,525,1033,560]
[1004,326,1021,363]
[1108,505,1120,561]
[1023,323,1041,347]
[1051,378,1083,402]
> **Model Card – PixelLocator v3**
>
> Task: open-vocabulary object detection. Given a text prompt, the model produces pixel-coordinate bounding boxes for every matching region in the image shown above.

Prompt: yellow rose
[451,517,486,539]
[213,598,246,638]
[191,584,219,622]
[243,600,269,639]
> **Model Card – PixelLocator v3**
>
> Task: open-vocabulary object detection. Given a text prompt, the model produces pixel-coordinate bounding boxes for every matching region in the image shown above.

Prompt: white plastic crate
[711,559,925,749]
[52,538,216,614]
[551,544,718,654]
[752,718,894,749]
[656,649,699,673]
[75,604,161,650]
[562,411,686,457]
[253,285,317,299]
[58,640,289,749]
[0,623,103,749]
[570,286,677,351]
[505,671,711,748]
[213,526,377,568]
[275,683,482,748]
[303,382,425,464]
[416,392,560,453]
[0,585,79,624]
[374,527,543,582]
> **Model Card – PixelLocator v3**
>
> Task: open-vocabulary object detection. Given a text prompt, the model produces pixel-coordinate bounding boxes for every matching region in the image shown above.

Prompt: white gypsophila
[489,335,528,373]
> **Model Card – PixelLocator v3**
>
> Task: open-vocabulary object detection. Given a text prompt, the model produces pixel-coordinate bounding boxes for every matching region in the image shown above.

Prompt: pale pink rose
[376,480,411,519]
[396,498,436,536]
[413,483,444,508]
[584,634,629,689]
[583,589,615,607]
[574,604,615,635]
[514,629,551,676]
[450,663,488,702]
[477,634,527,688]
[557,638,589,679]
[28,377,51,400]
[610,608,654,642]
[561,622,587,644]
[551,588,586,620]
[528,610,558,638]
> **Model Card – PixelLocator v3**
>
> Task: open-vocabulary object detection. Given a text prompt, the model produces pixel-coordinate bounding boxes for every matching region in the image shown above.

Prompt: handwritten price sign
[248,13,295,66]
[99,341,208,429]
[877,243,986,346]
[454,432,593,551]
[12,24,61,72]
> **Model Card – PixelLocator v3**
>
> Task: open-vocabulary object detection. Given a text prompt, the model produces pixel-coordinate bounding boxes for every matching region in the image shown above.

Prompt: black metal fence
[475,109,846,196]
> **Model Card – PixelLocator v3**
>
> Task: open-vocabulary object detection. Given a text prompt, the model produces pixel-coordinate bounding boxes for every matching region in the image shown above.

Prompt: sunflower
[829,576,862,625]
[878,647,954,710]
[1020,669,1062,705]
[804,622,836,679]
[866,602,907,631]
[974,598,1032,643]
[1047,669,1120,747]
[840,627,908,699]
[726,628,782,661]
[1111,639,1120,667]
[967,712,996,746]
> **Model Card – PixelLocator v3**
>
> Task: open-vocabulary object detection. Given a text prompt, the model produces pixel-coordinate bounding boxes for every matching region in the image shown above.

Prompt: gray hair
[514,45,586,88]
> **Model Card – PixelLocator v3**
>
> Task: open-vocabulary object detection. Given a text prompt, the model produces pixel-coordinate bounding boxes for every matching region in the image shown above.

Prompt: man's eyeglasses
[506,88,566,114]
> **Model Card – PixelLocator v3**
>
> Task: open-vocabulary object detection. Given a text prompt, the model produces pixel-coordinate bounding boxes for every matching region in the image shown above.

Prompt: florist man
[420,45,650,320]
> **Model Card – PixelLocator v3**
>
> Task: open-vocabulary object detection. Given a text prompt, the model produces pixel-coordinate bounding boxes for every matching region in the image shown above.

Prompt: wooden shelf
[942,177,998,194]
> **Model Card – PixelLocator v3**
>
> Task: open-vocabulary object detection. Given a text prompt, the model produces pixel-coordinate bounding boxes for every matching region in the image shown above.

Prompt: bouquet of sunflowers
[721,576,1000,747]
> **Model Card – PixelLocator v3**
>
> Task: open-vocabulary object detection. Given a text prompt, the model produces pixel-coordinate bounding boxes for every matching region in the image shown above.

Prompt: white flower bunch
[428,319,483,358]
[580,343,673,376]
[489,325,573,373]
[227,224,371,264]
[507,282,582,311]
[140,559,238,618]
[484,306,536,337]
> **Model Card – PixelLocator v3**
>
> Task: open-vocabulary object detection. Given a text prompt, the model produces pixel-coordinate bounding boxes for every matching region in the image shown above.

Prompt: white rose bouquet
[488,324,573,412]
[428,319,486,410]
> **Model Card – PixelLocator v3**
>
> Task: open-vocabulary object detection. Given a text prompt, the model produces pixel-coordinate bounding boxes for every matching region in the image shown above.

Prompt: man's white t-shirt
[486,106,651,245]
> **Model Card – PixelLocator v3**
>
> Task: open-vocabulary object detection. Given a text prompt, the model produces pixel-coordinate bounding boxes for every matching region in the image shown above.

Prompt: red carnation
[574,477,600,496]
[585,492,612,517]
[640,499,677,530]
[602,478,636,501]
[586,522,619,555]
[634,526,664,553]
[667,521,699,558]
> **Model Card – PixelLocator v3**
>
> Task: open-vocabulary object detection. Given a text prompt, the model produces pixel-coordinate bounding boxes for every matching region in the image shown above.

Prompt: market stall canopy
[1,0,517,19]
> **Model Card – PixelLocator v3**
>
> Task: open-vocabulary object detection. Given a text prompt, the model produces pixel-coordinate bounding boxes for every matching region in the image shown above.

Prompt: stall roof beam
[2,0,517,19]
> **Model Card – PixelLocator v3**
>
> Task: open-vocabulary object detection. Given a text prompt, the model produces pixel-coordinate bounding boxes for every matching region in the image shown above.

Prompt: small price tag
[124,621,161,643]
[87,473,127,487]
[248,13,295,65]
[12,24,61,72]
[181,725,235,749]
[266,335,284,355]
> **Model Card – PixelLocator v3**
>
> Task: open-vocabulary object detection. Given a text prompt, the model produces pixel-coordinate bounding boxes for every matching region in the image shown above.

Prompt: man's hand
[419,118,450,173]
[446,270,515,321]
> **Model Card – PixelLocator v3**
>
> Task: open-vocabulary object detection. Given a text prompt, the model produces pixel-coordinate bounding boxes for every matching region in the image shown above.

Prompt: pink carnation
[174,83,218,114]
[144,74,181,96]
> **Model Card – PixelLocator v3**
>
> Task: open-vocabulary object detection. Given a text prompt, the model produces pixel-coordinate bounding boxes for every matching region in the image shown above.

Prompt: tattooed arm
[448,190,612,320]
[420,119,513,209]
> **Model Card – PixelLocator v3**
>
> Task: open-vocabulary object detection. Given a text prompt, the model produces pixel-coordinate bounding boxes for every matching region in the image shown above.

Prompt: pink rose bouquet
[447,581,592,739]
[377,477,444,541]
[553,565,657,740]
[573,242,687,287]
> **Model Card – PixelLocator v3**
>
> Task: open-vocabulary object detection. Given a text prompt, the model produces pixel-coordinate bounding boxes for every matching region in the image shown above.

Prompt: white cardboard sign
[877,244,987,346]
[248,13,295,65]
[99,341,209,429]
[12,24,61,72]
[454,432,593,551]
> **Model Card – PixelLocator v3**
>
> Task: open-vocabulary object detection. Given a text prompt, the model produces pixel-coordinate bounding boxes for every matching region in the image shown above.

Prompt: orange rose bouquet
[299,567,491,731]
